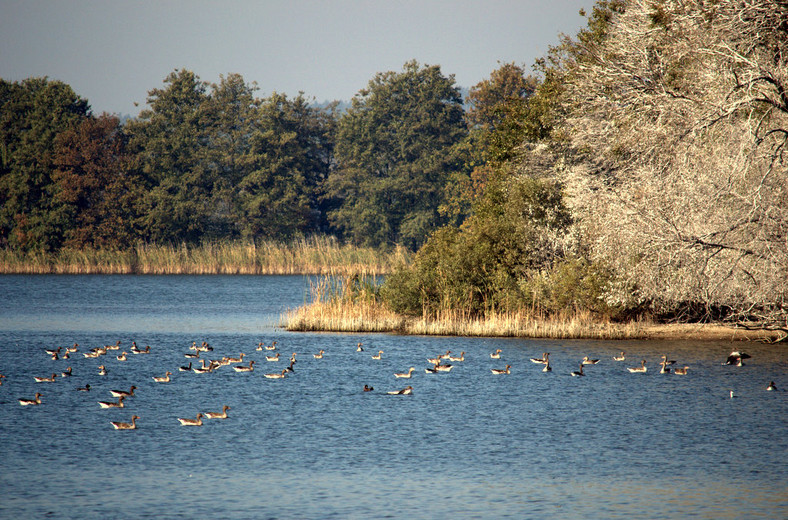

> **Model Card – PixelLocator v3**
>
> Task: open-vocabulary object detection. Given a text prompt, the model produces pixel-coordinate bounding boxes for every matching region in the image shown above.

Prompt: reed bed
[0,237,409,275]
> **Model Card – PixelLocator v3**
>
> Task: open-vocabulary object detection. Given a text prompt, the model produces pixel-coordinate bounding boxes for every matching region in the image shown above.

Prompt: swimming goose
[60,367,73,377]
[530,353,549,364]
[131,345,151,354]
[110,415,140,430]
[116,352,127,361]
[570,364,585,377]
[61,350,69,359]
[197,342,213,352]
[284,360,296,373]
[153,371,172,382]
[490,349,502,359]
[439,350,452,360]
[766,381,777,391]
[394,367,416,379]
[363,384,374,392]
[264,369,287,379]
[387,386,413,395]
[177,413,204,426]
[582,356,600,365]
[724,350,751,366]
[661,354,676,366]
[45,346,62,357]
[425,365,440,374]
[313,350,325,359]
[426,355,442,365]
[233,360,255,372]
[227,353,245,364]
[0,374,5,385]
[627,360,648,373]
[34,373,58,383]
[179,362,192,372]
[204,405,231,419]
[613,351,626,361]
[371,350,384,360]
[448,351,465,362]
[19,393,43,406]
[98,365,107,376]
[67,343,79,353]
[491,365,511,375]
[543,361,552,373]
[98,395,125,408]
[266,353,281,362]
[266,341,278,351]
[77,384,91,392]
[109,385,136,398]
[729,390,737,398]
[256,342,264,351]
[673,366,689,375]
[184,351,200,359]
[434,363,453,372]
[356,342,364,352]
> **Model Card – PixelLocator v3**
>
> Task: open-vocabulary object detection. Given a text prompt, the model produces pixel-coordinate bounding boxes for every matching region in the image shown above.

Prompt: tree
[325,60,467,249]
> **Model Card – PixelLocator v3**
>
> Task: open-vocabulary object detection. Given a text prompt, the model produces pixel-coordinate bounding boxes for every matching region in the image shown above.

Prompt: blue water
[0,275,785,519]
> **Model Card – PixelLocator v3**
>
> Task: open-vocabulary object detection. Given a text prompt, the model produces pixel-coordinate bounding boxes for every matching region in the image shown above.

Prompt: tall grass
[0,237,409,275]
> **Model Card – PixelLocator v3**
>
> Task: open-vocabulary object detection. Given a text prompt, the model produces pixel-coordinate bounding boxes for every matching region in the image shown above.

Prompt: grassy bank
[284,274,781,341]
[0,237,409,275]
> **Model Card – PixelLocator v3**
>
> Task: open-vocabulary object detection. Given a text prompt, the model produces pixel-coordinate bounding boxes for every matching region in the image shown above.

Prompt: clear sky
[1,0,596,117]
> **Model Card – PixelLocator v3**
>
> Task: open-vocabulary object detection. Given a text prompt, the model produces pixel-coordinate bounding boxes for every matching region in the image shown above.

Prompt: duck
[530,353,549,364]
[60,367,73,377]
[116,352,127,361]
[179,362,192,372]
[356,342,364,352]
[19,393,43,406]
[491,365,511,375]
[448,351,466,362]
[394,367,416,379]
[674,366,689,375]
[266,353,281,362]
[571,364,585,377]
[387,386,413,395]
[724,350,751,366]
[582,356,600,365]
[109,385,136,398]
[77,384,91,392]
[766,381,777,391]
[204,405,231,419]
[264,369,287,379]
[98,365,107,376]
[177,413,204,426]
[371,350,384,360]
[313,350,325,359]
[613,351,626,361]
[627,360,648,373]
[490,349,502,359]
[152,371,172,382]
[110,415,139,430]
[98,395,125,409]
[233,360,255,372]
[34,373,58,383]
[363,384,374,392]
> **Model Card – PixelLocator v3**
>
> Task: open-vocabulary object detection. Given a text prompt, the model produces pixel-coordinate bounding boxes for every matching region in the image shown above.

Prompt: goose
[177,413,204,426]
[661,354,676,366]
[19,393,42,406]
[613,351,626,361]
[66,343,79,353]
[387,386,413,395]
[571,364,585,377]
[582,356,600,365]
[264,369,287,379]
[197,342,213,352]
[192,359,214,374]
[290,353,297,363]
[179,362,192,372]
[266,353,281,362]
[44,346,62,357]
[266,341,278,351]
[98,395,125,409]
[627,360,648,373]
[77,384,91,392]
[394,367,416,379]
[426,355,442,365]
[659,361,671,374]
[110,415,139,430]
[233,360,255,372]
[425,365,440,374]
[131,345,151,354]
[542,361,552,373]
[491,365,511,375]
[530,353,549,364]
[61,350,69,359]
[227,353,245,364]
[184,351,200,359]
[0,374,5,385]
[448,351,465,362]
[256,342,265,351]
[60,367,73,377]
[34,373,58,383]
[729,390,737,399]
[356,342,364,352]
[766,381,777,391]
[490,349,502,359]
[284,360,296,373]
[98,365,107,376]
[109,385,136,398]
[434,363,454,372]
[724,350,751,366]
[363,385,374,392]
[439,350,452,360]
[313,350,325,359]
[371,350,384,360]
[116,352,127,361]
[152,371,172,383]
[673,366,689,375]
[204,405,231,419]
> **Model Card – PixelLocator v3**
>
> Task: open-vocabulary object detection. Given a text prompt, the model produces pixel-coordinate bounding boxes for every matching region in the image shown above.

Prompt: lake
[0,275,785,519]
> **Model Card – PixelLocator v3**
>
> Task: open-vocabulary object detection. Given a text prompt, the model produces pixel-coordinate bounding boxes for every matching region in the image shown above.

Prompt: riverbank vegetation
[2,0,786,340]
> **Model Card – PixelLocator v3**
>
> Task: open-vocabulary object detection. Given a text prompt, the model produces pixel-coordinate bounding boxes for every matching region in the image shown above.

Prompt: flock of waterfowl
[6,340,780,428]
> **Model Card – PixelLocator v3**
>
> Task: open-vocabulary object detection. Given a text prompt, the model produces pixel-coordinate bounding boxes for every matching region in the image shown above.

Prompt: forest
[1,0,786,336]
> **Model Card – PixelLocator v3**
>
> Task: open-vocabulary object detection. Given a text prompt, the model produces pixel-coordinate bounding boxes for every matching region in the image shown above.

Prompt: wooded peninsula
[1,0,785,342]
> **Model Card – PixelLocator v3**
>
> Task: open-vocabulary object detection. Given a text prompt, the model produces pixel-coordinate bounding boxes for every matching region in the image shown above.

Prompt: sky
[1,0,597,117]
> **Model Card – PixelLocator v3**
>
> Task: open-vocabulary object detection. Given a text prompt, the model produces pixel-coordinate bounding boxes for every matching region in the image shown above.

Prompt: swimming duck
[627,360,648,373]
[111,415,139,430]
[371,350,384,360]
[177,413,204,426]
[204,405,231,419]
[233,360,255,372]
[19,393,43,406]
[490,349,502,359]
[673,366,689,375]
[34,373,58,383]
[98,395,125,408]
[582,356,600,365]
[613,351,626,361]
[109,385,136,398]
[387,386,413,395]
[491,365,511,375]
[313,350,325,359]
[767,381,777,391]
[264,369,287,379]
[394,367,416,379]
[571,364,585,377]
[153,371,172,382]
